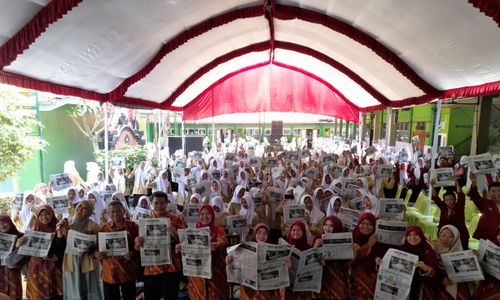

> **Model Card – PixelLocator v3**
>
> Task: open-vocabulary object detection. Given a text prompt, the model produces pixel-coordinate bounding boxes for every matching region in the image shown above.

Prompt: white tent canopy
[1,0,500,117]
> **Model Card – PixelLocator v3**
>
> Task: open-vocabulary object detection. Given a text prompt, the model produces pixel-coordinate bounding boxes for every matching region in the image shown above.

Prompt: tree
[69,100,112,153]
[0,86,47,182]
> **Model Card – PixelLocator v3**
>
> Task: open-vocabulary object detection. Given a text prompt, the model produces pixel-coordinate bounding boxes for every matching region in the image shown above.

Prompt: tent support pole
[427,99,443,210]
[104,102,109,183]
[358,112,363,157]
[181,118,186,155]
[385,108,392,153]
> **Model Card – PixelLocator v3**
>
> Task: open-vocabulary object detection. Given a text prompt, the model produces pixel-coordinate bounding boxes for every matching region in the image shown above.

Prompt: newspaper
[98,231,129,256]
[320,154,333,166]
[286,151,299,164]
[18,231,54,257]
[101,191,114,207]
[271,167,284,179]
[304,167,319,179]
[13,193,23,210]
[493,155,500,169]
[432,168,455,187]
[341,178,357,189]
[321,232,354,260]
[264,157,278,168]
[379,198,405,220]
[132,207,150,223]
[139,218,172,266]
[65,229,96,254]
[328,165,343,177]
[49,173,72,191]
[111,157,126,169]
[193,181,211,198]
[441,250,484,283]
[178,227,212,279]
[183,204,202,224]
[338,207,360,230]
[225,152,236,161]
[375,219,407,246]
[0,233,17,265]
[478,239,500,280]
[374,249,418,300]
[469,153,496,175]
[279,239,323,293]
[293,184,305,202]
[172,166,184,183]
[192,151,203,161]
[226,215,249,240]
[283,204,306,224]
[376,165,393,178]
[398,150,409,162]
[226,242,291,290]
[266,187,282,221]
[349,197,365,211]
[248,157,262,169]
[47,195,70,214]
[439,146,454,159]
[183,175,198,188]
[167,203,178,214]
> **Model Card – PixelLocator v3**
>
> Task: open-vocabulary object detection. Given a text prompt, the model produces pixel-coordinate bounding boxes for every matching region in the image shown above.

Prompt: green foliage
[0,195,13,214]
[94,145,147,171]
[0,88,47,182]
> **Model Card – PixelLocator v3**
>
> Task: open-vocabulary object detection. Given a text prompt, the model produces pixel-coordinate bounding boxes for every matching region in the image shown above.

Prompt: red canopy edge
[273,4,439,95]
[468,0,500,27]
[0,0,84,69]
[179,63,360,123]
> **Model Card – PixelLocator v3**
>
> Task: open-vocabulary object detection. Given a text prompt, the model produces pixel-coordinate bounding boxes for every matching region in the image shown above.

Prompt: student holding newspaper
[17,205,67,300]
[397,226,437,300]
[0,214,23,300]
[430,176,470,250]
[350,212,390,300]
[225,223,285,299]
[474,225,500,300]
[312,216,350,300]
[178,204,229,300]
[134,191,185,300]
[95,201,138,300]
[432,225,471,300]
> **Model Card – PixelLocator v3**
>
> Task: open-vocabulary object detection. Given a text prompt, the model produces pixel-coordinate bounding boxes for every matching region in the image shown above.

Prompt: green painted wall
[447,106,474,158]
[16,105,94,191]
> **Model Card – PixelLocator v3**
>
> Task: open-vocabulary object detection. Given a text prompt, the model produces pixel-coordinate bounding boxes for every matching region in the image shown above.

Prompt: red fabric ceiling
[182,64,359,122]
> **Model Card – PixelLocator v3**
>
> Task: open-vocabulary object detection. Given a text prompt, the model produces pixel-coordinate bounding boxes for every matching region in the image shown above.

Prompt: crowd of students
[1,140,499,300]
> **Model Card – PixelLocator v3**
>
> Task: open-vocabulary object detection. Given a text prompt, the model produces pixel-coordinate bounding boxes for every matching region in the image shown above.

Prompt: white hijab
[326,197,342,217]
[239,193,255,225]
[230,185,245,205]
[89,190,105,224]
[210,196,226,218]
[20,191,35,232]
[363,194,380,217]
[154,170,170,193]
[300,194,324,225]
[237,170,249,189]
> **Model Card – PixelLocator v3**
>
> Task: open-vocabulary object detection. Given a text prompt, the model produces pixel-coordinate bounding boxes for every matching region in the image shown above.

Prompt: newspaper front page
[379,198,406,220]
[178,227,212,279]
[321,232,354,260]
[0,233,17,265]
[375,249,418,300]
[132,207,150,223]
[183,204,202,225]
[47,195,70,214]
[283,204,306,224]
[376,165,393,178]
[226,215,249,240]
[49,173,72,191]
[375,220,407,246]
[478,239,500,280]
[18,231,54,257]
[65,229,96,254]
[432,168,455,187]
[469,153,496,175]
[226,242,291,290]
[282,240,323,293]
[441,250,484,282]
[98,231,129,256]
[338,207,360,230]
[139,218,172,266]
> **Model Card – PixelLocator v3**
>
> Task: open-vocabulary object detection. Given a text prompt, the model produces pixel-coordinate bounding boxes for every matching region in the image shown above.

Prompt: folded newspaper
[226,242,291,290]
[139,218,172,266]
[283,204,306,224]
[431,168,455,187]
[98,231,129,256]
[375,220,407,246]
[478,239,500,280]
[65,230,96,255]
[18,231,54,258]
[441,250,484,283]
[375,249,418,300]
[379,199,405,220]
[0,233,17,265]
[469,153,496,175]
[321,232,354,260]
[178,227,212,279]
